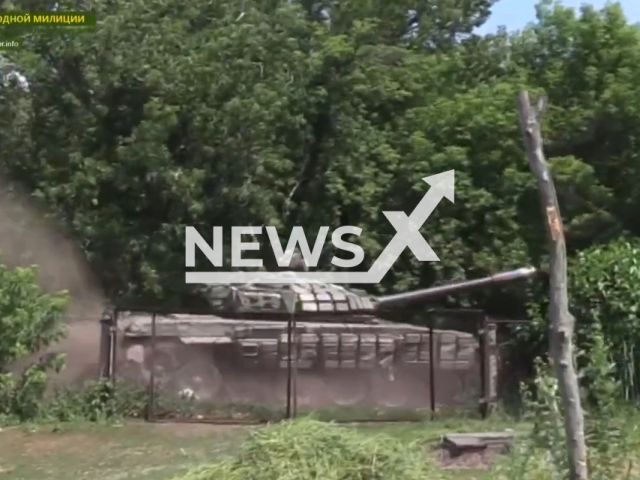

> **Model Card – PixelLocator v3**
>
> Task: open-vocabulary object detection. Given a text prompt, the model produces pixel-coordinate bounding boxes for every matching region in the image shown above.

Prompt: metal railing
[99,306,506,424]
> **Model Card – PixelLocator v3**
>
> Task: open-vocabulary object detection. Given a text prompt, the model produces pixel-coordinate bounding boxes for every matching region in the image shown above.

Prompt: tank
[106,267,536,409]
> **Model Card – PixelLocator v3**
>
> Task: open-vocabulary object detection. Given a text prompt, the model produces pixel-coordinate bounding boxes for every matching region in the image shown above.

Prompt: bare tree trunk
[516,91,588,480]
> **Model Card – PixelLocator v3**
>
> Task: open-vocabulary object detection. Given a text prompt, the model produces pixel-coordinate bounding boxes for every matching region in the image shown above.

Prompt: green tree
[2,0,516,306]
[0,261,68,420]
[513,1,640,241]
[0,0,638,325]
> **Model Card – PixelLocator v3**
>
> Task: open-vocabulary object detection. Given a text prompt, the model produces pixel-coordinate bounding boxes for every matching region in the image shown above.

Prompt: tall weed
[491,327,640,479]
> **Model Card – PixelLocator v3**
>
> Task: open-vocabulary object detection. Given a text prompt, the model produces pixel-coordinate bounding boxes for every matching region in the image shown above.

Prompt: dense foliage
[570,239,640,400]
[2,0,640,395]
[0,262,68,420]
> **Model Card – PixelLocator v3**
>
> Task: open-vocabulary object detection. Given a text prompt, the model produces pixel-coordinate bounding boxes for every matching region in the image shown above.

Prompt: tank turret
[198,267,538,321]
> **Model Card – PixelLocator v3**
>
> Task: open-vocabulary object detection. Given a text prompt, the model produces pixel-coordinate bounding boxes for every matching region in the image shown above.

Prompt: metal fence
[99,307,503,423]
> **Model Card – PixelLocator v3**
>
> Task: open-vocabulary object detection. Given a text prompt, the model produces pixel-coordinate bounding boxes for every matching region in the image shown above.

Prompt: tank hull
[114,312,481,409]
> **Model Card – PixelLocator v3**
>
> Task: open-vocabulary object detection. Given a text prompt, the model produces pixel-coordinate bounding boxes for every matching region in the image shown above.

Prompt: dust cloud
[0,176,105,385]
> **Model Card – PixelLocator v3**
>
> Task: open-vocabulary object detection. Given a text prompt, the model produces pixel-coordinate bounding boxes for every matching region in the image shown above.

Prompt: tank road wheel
[119,344,149,385]
[164,359,222,402]
[224,374,270,404]
[150,350,183,390]
[261,374,286,405]
[267,373,319,408]
[325,373,370,406]
[371,365,416,408]
[295,375,318,408]
[120,342,177,388]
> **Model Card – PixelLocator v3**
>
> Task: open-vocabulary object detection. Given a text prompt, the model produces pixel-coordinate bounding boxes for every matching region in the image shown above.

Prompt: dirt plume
[0,177,105,384]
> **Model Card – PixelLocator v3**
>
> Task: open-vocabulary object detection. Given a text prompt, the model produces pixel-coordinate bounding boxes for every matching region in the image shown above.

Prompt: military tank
[105,265,536,409]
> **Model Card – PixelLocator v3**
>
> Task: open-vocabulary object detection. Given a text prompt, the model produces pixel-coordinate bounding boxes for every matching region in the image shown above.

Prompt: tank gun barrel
[375,267,537,307]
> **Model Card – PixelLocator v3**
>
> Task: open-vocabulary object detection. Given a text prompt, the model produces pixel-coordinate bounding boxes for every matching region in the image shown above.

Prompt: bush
[0,261,68,421]
[512,238,640,403]
[0,378,150,425]
[43,380,149,422]
[0,262,68,370]
[0,259,154,424]
[174,418,438,480]
[490,333,640,480]
[569,238,640,400]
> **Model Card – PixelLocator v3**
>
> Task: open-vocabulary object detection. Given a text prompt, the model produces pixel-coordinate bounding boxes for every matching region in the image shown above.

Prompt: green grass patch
[172,418,441,480]
[0,421,251,480]
[0,417,529,480]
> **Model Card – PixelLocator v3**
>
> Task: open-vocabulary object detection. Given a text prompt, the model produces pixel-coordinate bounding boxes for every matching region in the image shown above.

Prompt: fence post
[478,315,487,419]
[286,316,292,419]
[282,291,297,419]
[429,317,436,419]
[487,322,498,414]
[146,312,157,422]
[99,309,113,380]
[478,315,498,418]
[292,311,298,418]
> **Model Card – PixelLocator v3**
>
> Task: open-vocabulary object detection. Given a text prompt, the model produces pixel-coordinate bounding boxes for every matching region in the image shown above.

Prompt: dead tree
[516,91,588,480]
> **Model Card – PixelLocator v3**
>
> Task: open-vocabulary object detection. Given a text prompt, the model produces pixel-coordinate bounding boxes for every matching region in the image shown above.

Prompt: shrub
[512,238,640,402]
[491,332,640,480]
[174,417,438,480]
[569,238,640,400]
[43,380,148,422]
[0,261,68,421]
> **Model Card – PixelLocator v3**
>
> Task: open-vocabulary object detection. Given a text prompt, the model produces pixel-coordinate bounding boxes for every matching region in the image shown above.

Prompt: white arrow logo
[366,170,454,283]
[186,170,454,284]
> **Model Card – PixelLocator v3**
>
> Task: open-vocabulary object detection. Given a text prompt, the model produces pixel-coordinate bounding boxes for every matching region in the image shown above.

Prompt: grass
[0,417,528,480]
[0,421,251,480]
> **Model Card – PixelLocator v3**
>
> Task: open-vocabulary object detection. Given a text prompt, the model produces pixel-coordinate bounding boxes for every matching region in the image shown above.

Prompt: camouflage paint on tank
[109,267,535,409]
